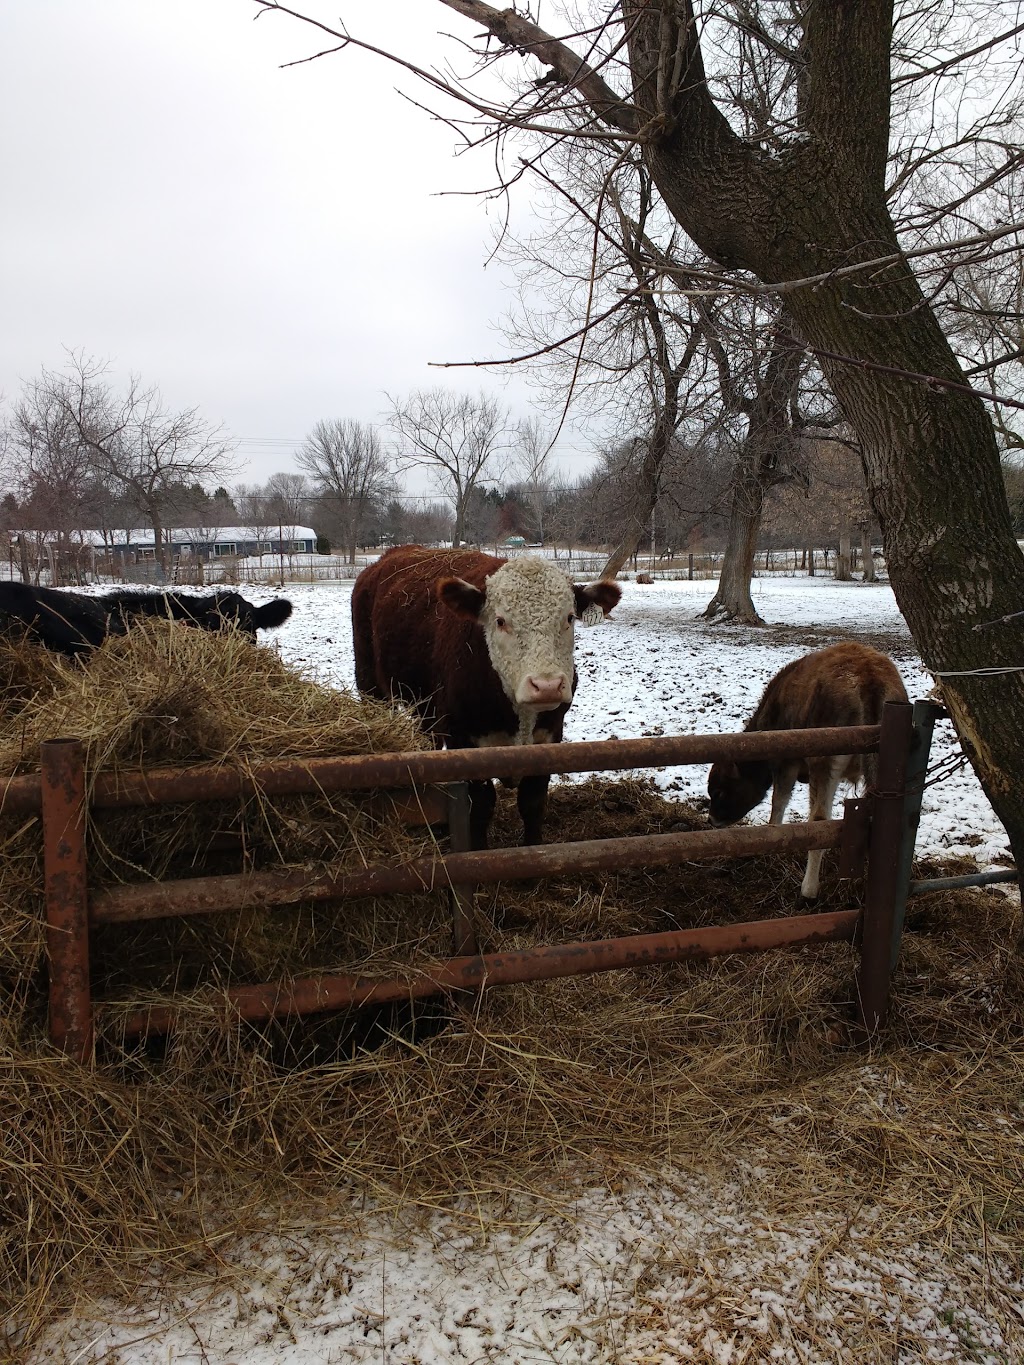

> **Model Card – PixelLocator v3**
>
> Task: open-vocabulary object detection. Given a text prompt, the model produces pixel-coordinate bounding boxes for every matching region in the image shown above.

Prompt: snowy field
[272,574,1009,869]
[27,574,1021,1365]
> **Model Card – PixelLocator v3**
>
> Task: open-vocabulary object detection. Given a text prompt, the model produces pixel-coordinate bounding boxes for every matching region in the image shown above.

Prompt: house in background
[2,526,320,585]
[84,526,319,564]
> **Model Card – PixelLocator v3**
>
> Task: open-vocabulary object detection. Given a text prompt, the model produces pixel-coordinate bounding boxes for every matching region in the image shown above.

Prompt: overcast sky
[0,1,596,491]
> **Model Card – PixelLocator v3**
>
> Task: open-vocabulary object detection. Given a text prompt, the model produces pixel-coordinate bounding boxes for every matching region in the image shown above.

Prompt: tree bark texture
[702,475,766,624]
[861,524,877,583]
[836,522,852,582]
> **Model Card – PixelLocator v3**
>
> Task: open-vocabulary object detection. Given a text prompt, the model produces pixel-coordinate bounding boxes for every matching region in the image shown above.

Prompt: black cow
[0,582,292,657]
[99,589,293,640]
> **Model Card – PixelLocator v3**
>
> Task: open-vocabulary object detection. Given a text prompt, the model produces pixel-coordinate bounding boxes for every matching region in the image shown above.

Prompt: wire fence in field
[1,542,888,588]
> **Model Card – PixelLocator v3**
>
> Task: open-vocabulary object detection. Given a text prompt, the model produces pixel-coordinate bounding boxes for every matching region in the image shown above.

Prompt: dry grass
[1,626,1022,1359]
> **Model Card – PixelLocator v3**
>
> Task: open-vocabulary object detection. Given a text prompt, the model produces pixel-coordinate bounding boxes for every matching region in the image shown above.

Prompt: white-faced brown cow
[707,641,908,898]
[352,545,621,847]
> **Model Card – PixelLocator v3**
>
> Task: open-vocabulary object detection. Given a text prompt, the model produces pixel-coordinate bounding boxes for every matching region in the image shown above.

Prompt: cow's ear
[438,577,486,619]
[574,579,621,618]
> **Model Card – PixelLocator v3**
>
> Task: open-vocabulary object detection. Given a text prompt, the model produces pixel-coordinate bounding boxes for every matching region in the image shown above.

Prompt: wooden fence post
[41,738,93,1064]
[856,701,914,1039]
[446,782,477,955]
[886,700,943,970]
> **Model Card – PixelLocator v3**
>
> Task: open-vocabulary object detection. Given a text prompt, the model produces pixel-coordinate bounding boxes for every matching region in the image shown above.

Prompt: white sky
[0,1,594,489]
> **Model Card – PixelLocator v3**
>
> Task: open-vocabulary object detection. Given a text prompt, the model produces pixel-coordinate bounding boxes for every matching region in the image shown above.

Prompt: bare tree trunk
[701,462,767,624]
[151,512,167,575]
[860,523,876,582]
[600,429,665,579]
[702,326,804,623]
[835,521,852,580]
[453,491,468,548]
[602,515,652,580]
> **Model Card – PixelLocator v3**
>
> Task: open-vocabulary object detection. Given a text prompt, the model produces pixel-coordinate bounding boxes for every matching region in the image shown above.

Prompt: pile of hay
[0,622,441,987]
[2,624,1023,1355]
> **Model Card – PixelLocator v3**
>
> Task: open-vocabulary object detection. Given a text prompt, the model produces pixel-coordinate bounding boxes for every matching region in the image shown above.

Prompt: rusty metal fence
[4,700,955,1065]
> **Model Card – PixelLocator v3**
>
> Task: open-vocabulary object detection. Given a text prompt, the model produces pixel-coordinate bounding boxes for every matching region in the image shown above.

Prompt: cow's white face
[438,558,620,713]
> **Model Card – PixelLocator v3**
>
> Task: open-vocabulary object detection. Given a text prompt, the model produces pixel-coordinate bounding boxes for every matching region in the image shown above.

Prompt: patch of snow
[29,1175,1022,1363]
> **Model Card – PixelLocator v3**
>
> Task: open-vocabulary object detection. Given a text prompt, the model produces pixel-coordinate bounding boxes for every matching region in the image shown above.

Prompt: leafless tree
[42,353,235,573]
[5,370,111,583]
[698,320,808,622]
[497,155,714,577]
[297,419,397,564]
[234,482,276,562]
[514,417,558,546]
[496,138,816,612]
[261,471,310,582]
[388,390,511,546]
[258,0,1024,872]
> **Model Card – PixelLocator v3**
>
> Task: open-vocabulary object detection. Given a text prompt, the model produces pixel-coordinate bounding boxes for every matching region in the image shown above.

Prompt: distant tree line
[4,362,1021,586]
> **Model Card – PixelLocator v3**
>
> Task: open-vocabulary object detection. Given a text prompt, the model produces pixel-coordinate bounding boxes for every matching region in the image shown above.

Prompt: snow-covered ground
[274,574,1010,869]
[27,574,1020,1365]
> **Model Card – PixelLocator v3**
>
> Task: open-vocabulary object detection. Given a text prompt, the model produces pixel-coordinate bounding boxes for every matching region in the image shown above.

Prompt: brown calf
[707,642,908,898]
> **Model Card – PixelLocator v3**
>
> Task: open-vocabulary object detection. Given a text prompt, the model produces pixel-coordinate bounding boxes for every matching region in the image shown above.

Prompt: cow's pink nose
[525,674,567,703]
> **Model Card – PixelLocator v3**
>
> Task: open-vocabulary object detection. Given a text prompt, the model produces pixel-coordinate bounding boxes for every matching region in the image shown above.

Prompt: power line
[233,437,600,461]
[237,437,307,447]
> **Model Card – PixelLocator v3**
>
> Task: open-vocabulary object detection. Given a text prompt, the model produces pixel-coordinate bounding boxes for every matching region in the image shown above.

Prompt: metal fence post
[856,701,914,1040]
[887,700,943,970]
[41,738,93,1064]
[446,781,478,955]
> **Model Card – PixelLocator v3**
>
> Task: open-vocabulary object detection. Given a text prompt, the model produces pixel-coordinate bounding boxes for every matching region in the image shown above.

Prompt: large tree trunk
[600,423,667,579]
[602,508,653,580]
[860,524,876,583]
[835,520,852,581]
[701,462,766,624]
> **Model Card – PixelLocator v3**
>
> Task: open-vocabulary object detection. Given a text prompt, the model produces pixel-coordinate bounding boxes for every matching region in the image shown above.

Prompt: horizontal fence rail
[908,868,1019,897]
[90,819,846,924]
[115,908,862,1038]
[3,725,883,815]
